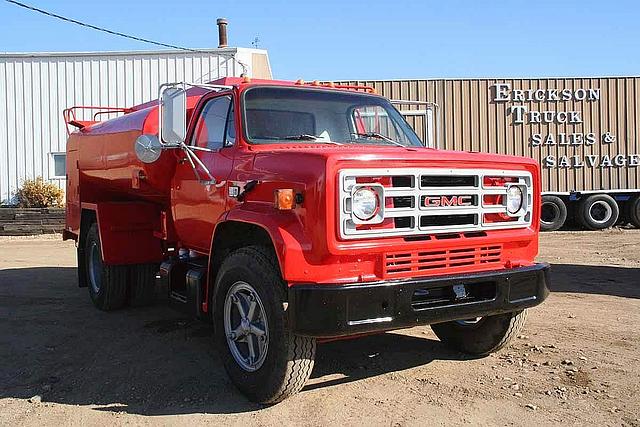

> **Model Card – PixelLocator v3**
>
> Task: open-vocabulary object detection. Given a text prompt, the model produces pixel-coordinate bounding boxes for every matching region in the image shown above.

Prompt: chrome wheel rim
[224,281,269,372]
[589,201,612,224]
[88,241,102,294]
[455,317,483,326]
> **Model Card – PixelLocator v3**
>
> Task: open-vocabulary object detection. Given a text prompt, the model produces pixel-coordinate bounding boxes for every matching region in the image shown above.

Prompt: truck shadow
[0,266,460,416]
[0,263,637,416]
[305,332,465,392]
[549,264,640,299]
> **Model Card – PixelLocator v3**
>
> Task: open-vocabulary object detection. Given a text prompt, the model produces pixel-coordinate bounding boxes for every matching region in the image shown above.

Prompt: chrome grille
[339,168,533,239]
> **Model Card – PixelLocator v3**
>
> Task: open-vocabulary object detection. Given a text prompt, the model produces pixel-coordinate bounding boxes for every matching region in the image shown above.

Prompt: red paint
[64,77,542,302]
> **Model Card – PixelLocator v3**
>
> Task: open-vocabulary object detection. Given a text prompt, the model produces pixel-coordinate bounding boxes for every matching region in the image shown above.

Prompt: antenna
[251,36,260,49]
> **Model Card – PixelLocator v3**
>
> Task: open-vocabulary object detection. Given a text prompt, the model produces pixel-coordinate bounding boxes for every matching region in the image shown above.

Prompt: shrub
[14,177,64,208]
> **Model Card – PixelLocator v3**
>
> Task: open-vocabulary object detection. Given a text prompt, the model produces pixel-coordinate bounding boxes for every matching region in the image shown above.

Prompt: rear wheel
[577,194,619,230]
[626,195,640,228]
[128,263,158,306]
[213,246,316,404]
[85,223,128,311]
[540,195,567,231]
[431,310,527,356]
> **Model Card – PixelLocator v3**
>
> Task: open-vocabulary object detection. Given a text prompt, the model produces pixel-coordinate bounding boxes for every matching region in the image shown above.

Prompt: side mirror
[160,85,186,145]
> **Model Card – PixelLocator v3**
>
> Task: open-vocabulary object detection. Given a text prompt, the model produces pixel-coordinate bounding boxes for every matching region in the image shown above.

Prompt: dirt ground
[1,230,638,426]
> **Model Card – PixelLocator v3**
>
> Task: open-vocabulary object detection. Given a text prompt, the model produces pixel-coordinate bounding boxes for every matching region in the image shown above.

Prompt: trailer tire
[85,223,128,311]
[626,195,640,228]
[128,263,158,307]
[431,310,527,356]
[213,246,316,404]
[577,194,619,230]
[540,195,567,231]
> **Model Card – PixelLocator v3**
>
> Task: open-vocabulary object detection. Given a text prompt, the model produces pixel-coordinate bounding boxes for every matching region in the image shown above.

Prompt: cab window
[225,101,236,146]
[192,95,232,149]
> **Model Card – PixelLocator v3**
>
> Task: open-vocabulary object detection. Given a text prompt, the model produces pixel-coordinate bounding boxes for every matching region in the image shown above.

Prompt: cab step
[158,257,208,320]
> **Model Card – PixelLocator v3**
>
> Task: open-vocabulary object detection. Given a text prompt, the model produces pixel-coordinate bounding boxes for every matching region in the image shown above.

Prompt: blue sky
[1,0,639,80]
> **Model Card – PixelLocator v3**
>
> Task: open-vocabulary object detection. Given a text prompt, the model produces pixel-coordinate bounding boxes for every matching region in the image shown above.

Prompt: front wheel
[213,246,316,404]
[431,310,527,356]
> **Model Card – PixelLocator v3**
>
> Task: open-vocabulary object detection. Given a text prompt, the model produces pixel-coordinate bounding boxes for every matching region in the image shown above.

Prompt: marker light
[274,189,295,210]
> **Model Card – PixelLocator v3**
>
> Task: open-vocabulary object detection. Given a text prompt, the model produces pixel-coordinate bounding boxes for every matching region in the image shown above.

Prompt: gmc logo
[423,195,474,207]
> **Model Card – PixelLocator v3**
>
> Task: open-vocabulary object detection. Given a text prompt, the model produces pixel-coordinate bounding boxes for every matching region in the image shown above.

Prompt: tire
[84,223,128,311]
[540,195,567,231]
[128,263,158,307]
[213,246,316,404]
[626,195,640,228]
[431,310,527,356]
[577,194,619,230]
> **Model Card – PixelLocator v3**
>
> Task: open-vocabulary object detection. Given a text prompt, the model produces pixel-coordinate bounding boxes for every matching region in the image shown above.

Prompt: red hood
[249,144,538,169]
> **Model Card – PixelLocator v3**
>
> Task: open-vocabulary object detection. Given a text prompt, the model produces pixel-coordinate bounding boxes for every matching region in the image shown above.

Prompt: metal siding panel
[472,80,479,152]
[31,60,42,180]
[23,60,34,181]
[6,61,17,198]
[616,79,626,189]
[14,61,25,190]
[629,78,639,189]
[40,61,50,181]
[0,60,7,200]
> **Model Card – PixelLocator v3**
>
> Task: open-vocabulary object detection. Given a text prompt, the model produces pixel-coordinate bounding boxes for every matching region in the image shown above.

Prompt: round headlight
[352,187,380,221]
[506,186,523,214]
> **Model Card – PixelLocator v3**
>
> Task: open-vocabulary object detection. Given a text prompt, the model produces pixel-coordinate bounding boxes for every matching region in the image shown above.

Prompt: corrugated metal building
[0,47,271,204]
[339,77,640,194]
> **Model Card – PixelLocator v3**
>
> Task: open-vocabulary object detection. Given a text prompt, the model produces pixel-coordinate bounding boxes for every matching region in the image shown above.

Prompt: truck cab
[64,77,549,404]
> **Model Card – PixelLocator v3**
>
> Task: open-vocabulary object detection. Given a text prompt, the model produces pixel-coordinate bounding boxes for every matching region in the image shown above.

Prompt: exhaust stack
[217,18,228,48]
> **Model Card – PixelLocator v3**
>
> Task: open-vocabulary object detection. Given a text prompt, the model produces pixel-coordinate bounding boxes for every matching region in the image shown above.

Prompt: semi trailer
[63,77,549,403]
[338,77,640,231]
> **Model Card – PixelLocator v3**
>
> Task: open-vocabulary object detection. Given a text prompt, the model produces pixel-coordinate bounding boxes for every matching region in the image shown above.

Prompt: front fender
[221,202,380,285]
[223,202,312,282]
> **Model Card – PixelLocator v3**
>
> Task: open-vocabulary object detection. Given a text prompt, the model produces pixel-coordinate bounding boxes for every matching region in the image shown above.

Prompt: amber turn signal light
[274,189,295,210]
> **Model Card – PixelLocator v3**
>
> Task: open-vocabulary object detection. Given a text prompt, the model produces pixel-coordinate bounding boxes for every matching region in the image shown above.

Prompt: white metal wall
[0,47,270,203]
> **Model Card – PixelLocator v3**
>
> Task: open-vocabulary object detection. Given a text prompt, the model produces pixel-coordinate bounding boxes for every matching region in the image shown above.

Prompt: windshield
[242,86,424,147]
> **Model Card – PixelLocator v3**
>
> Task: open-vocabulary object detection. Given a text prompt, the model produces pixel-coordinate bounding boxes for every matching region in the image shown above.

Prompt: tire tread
[86,223,127,311]
[432,310,527,356]
[215,245,315,404]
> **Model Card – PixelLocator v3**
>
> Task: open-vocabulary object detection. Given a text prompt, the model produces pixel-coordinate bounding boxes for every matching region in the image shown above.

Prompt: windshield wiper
[253,134,342,145]
[282,134,318,141]
[356,132,406,147]
[281,135,343,145]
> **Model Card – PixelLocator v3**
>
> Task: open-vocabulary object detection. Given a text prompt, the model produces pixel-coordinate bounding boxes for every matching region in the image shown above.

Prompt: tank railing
[391,100,441,149]
[63,106,132,135]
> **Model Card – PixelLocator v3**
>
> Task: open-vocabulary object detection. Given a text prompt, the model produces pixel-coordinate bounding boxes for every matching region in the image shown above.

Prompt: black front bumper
[288,263,550,338]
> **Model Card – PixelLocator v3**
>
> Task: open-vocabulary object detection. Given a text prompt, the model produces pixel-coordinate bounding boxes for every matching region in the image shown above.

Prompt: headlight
[352,187,380,221]
[506,186,523,214]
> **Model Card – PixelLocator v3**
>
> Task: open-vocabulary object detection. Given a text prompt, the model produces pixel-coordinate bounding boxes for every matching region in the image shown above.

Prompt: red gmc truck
[63,77,549,404]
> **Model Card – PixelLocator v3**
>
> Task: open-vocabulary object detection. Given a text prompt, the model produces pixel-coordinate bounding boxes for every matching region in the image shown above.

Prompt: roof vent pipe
[217,18,228,48]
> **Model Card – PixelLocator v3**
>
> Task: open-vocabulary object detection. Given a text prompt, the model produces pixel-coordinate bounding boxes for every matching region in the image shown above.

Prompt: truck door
[171,93,236,253]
